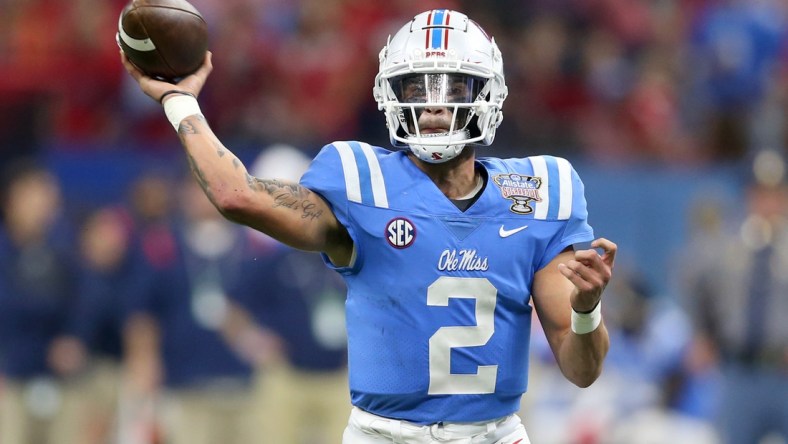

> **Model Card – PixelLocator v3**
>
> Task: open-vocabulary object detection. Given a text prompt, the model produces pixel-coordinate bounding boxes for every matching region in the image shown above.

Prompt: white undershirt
[455,174,484,200]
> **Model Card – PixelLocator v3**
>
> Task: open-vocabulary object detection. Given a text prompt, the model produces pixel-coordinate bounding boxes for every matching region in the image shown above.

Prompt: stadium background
[0,0,785,442]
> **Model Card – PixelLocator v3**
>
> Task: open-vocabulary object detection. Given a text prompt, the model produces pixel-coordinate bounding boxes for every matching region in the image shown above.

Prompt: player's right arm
[120,52,353,266]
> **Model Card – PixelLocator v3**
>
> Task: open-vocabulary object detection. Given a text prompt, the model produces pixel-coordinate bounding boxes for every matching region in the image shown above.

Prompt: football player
[121,9,616,444]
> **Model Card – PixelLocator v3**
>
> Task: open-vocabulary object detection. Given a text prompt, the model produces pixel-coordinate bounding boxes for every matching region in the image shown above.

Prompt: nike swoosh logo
[499,225,528,237]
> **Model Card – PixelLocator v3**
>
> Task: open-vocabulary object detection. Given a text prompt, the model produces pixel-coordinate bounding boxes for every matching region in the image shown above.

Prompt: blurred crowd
[0,147,351,444]
[0,0,785,163]
[1,0,787,443]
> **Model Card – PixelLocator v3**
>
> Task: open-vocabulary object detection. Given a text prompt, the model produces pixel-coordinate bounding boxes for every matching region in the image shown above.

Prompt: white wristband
[571,302,602,335]
[163,94,203,131]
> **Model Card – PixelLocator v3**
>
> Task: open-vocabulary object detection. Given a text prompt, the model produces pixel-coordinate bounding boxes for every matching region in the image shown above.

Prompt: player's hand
[120,50,213,103]
[558,238,617,312]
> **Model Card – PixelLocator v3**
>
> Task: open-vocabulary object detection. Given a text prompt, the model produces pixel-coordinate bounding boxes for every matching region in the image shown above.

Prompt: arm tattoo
[245,173,257,191]
[178,116,219,204]
[210,139,228,159]
[185,153,216,204]
[177,115,205,138]
[247,177,324,220]
[177,117,242,210]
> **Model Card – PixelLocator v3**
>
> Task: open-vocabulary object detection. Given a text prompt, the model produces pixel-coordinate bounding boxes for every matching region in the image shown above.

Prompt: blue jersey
[300,142,594,424]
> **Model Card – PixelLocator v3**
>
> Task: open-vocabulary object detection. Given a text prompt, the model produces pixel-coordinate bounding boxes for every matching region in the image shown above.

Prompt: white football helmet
[373,10,508,163]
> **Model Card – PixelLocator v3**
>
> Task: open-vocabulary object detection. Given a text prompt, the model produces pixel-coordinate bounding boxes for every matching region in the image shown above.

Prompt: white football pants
[342,407,531,444]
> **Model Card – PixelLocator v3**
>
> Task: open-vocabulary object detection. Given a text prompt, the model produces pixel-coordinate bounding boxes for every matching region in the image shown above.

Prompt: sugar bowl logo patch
[386,217,416,248]
[493,173,542,214]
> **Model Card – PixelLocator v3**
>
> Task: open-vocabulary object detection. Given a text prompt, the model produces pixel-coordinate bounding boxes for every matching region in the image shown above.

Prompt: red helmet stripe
[425,10,433,48]
[444,11,450,49]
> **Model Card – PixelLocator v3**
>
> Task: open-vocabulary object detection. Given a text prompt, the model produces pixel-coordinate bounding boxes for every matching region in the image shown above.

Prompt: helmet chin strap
[407,130,470,163]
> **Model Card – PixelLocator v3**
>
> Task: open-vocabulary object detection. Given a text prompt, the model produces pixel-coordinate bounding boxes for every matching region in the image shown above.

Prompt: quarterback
[121,9,616,444]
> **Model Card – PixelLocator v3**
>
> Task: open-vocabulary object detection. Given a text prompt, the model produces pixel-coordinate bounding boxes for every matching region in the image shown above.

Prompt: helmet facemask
[388,73,489,162]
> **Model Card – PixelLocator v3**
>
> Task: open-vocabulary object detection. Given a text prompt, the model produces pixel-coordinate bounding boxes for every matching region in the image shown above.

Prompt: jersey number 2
[427,276,498,395]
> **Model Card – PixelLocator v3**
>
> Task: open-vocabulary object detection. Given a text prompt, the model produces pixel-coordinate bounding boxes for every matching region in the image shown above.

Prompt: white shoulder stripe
[556,157,573,220]
[529,156,549,219]
[333,142,362,203]
[358,142,389,208]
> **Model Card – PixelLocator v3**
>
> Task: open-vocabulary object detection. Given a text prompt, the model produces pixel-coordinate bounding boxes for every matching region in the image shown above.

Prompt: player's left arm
[531,238,616,387]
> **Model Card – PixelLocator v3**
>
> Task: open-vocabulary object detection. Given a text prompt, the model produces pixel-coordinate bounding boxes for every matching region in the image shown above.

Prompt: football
[117,0,208,81]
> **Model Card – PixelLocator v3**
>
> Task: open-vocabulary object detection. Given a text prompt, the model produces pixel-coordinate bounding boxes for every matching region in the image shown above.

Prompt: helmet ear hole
[395,125,409,141]
[467,115,482,139]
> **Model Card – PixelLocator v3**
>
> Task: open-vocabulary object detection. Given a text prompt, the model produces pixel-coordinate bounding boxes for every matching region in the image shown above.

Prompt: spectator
[124,177,270,444]
[681,149,788,443]
[229,144,350,444]
[685,0,787,161]
[0,160,81,444]
[48,206,137,444]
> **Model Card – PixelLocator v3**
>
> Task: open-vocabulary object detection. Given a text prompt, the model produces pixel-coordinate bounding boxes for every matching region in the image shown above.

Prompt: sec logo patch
[386,218,416,249]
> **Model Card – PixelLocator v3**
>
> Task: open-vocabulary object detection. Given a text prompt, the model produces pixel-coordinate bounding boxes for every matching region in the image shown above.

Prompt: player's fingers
[561,261,603,294]
[557,263,593,291]
[177,51,212,96]
[574,249,600,264]
[574,249,611,280]
[193,51,213,79]
[591,237,616,255]
[591,238,617,267]
[120,51,146,82]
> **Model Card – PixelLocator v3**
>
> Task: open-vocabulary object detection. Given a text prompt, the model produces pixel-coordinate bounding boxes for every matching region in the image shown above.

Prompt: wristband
[163,94,203,131]
[159,89,196,104]
[571,301,602,335]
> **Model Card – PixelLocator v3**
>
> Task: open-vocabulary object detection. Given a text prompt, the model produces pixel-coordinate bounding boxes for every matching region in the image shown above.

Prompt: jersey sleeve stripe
[333,142,363,204]
[358,142,389,208]
[529,156,549,220]
[556,157,573,220]
[545,157,561,220]
[336,142,390,209]
[348,142,375,206]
